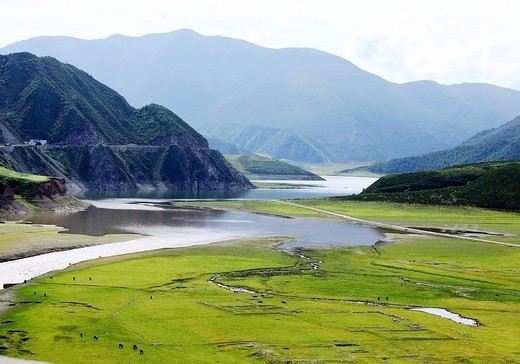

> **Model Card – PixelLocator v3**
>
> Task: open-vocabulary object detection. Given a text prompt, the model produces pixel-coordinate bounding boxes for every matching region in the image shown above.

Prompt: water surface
[1,176,383,288]
[78,176,378,200]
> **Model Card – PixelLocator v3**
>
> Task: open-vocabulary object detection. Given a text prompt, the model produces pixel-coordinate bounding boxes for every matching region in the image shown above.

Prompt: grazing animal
[93,336,98,341]
[150,296,152,300]
[44,293,46,297]
[23,280,26,284]
[281,301,287,304]
[386,296,389,301]
[33,292,36,296]
[377,297,380,301]
[118,343,123,349]
[73,277,76,281]
[258,300,263,303]
[133,344,138,350]
[139,349,144,355]
[89,277,92,281]
[80,333,83,339]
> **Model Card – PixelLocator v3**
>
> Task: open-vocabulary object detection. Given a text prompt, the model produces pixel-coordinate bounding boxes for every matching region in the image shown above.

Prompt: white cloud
[1,0,519,90]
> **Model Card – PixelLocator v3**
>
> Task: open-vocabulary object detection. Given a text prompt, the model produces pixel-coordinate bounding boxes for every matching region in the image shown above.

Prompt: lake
[77,176,378,200]
[0,176,384,288]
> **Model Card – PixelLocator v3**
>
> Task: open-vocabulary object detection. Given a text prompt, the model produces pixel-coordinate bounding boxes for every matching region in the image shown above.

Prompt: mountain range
[4,29,520,163]
[0,52,252,192]
[366,115,520,173]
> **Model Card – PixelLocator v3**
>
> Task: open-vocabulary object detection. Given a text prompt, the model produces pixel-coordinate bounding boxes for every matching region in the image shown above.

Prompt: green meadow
[0,201,519,363]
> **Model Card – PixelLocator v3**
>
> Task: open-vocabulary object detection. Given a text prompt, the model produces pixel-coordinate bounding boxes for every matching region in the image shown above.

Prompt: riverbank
[0,221,139,264]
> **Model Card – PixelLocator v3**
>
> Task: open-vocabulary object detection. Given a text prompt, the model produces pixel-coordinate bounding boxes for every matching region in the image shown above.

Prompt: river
[0,176,383,288]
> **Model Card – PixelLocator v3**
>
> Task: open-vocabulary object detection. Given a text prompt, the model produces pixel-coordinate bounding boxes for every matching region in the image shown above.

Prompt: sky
[1,0,519,90]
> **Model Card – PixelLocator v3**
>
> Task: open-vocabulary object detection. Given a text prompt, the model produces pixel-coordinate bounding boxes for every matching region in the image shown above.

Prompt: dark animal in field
[93,336,98,341]
[80,333,83,338]
[386,296,389,300]
[378,297,380,301]
[33,292,36,295]
[139,349,144,355]
[150,296,152,300]
[44,293,46,297]
[133,344,138,350]
[73,277,76,281]
[258,300,263,303]
[118,343,123,349]
[281,301,287,304]
[89,277,92,281]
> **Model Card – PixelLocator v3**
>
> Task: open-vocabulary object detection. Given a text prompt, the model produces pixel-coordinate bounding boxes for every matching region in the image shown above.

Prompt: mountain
[365,116,520,174]
[0,52,253,192]
[205,124,331,163]
[4,30,520,163]
[348,161,520,211]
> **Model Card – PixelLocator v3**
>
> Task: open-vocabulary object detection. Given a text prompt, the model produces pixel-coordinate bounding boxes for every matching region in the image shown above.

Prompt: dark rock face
[0,184,14,199]
[0,145,254,192]
[34,178,67,197]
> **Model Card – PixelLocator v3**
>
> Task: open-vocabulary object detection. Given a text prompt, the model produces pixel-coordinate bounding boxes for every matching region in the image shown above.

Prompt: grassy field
[1,201,519,363]
[178,199,520,235]
[0,167,50,184]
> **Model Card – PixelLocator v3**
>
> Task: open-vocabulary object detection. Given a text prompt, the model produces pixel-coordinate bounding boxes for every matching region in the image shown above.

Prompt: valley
[0,7,519,363]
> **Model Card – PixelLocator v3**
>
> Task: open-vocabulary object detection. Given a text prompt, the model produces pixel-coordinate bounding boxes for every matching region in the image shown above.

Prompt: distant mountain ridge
[0,52,253,192]
[366,116,520,174]
[4,29,520,163]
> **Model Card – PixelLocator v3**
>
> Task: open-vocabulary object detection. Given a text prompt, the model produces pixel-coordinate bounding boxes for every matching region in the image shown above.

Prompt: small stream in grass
[411,307,480,326]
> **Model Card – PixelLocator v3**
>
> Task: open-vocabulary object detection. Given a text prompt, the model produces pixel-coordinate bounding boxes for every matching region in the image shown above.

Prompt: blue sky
[1,0,519,90]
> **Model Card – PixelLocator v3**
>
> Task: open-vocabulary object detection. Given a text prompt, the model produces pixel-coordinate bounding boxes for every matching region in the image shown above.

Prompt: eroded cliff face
[0,144,254,192]
[0,183,31,214]
[0,178,87,214]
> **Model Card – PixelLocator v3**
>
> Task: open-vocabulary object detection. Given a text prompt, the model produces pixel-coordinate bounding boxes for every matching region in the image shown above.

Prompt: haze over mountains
[3,29,520,163]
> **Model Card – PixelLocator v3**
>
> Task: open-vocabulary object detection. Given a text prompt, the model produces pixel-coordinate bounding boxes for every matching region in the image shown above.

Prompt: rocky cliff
[0,170,87,214]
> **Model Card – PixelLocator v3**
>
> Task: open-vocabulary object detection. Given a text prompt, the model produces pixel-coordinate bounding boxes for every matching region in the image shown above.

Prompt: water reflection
[31,203,384,247]
[76,176,378,200]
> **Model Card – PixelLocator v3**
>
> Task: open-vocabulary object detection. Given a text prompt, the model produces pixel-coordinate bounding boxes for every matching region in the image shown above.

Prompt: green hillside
[0,52,206,147]
[348,161,520,210]
[226,154,323,180]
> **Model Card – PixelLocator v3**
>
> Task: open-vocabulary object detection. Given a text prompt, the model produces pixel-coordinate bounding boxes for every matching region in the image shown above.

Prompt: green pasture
[179,199,520,235]
[1,229,520,363]
[295,199,520,235]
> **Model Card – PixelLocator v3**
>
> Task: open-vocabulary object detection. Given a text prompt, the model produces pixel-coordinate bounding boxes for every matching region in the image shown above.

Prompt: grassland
[1,200,519,363]
[0,167,50,184]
